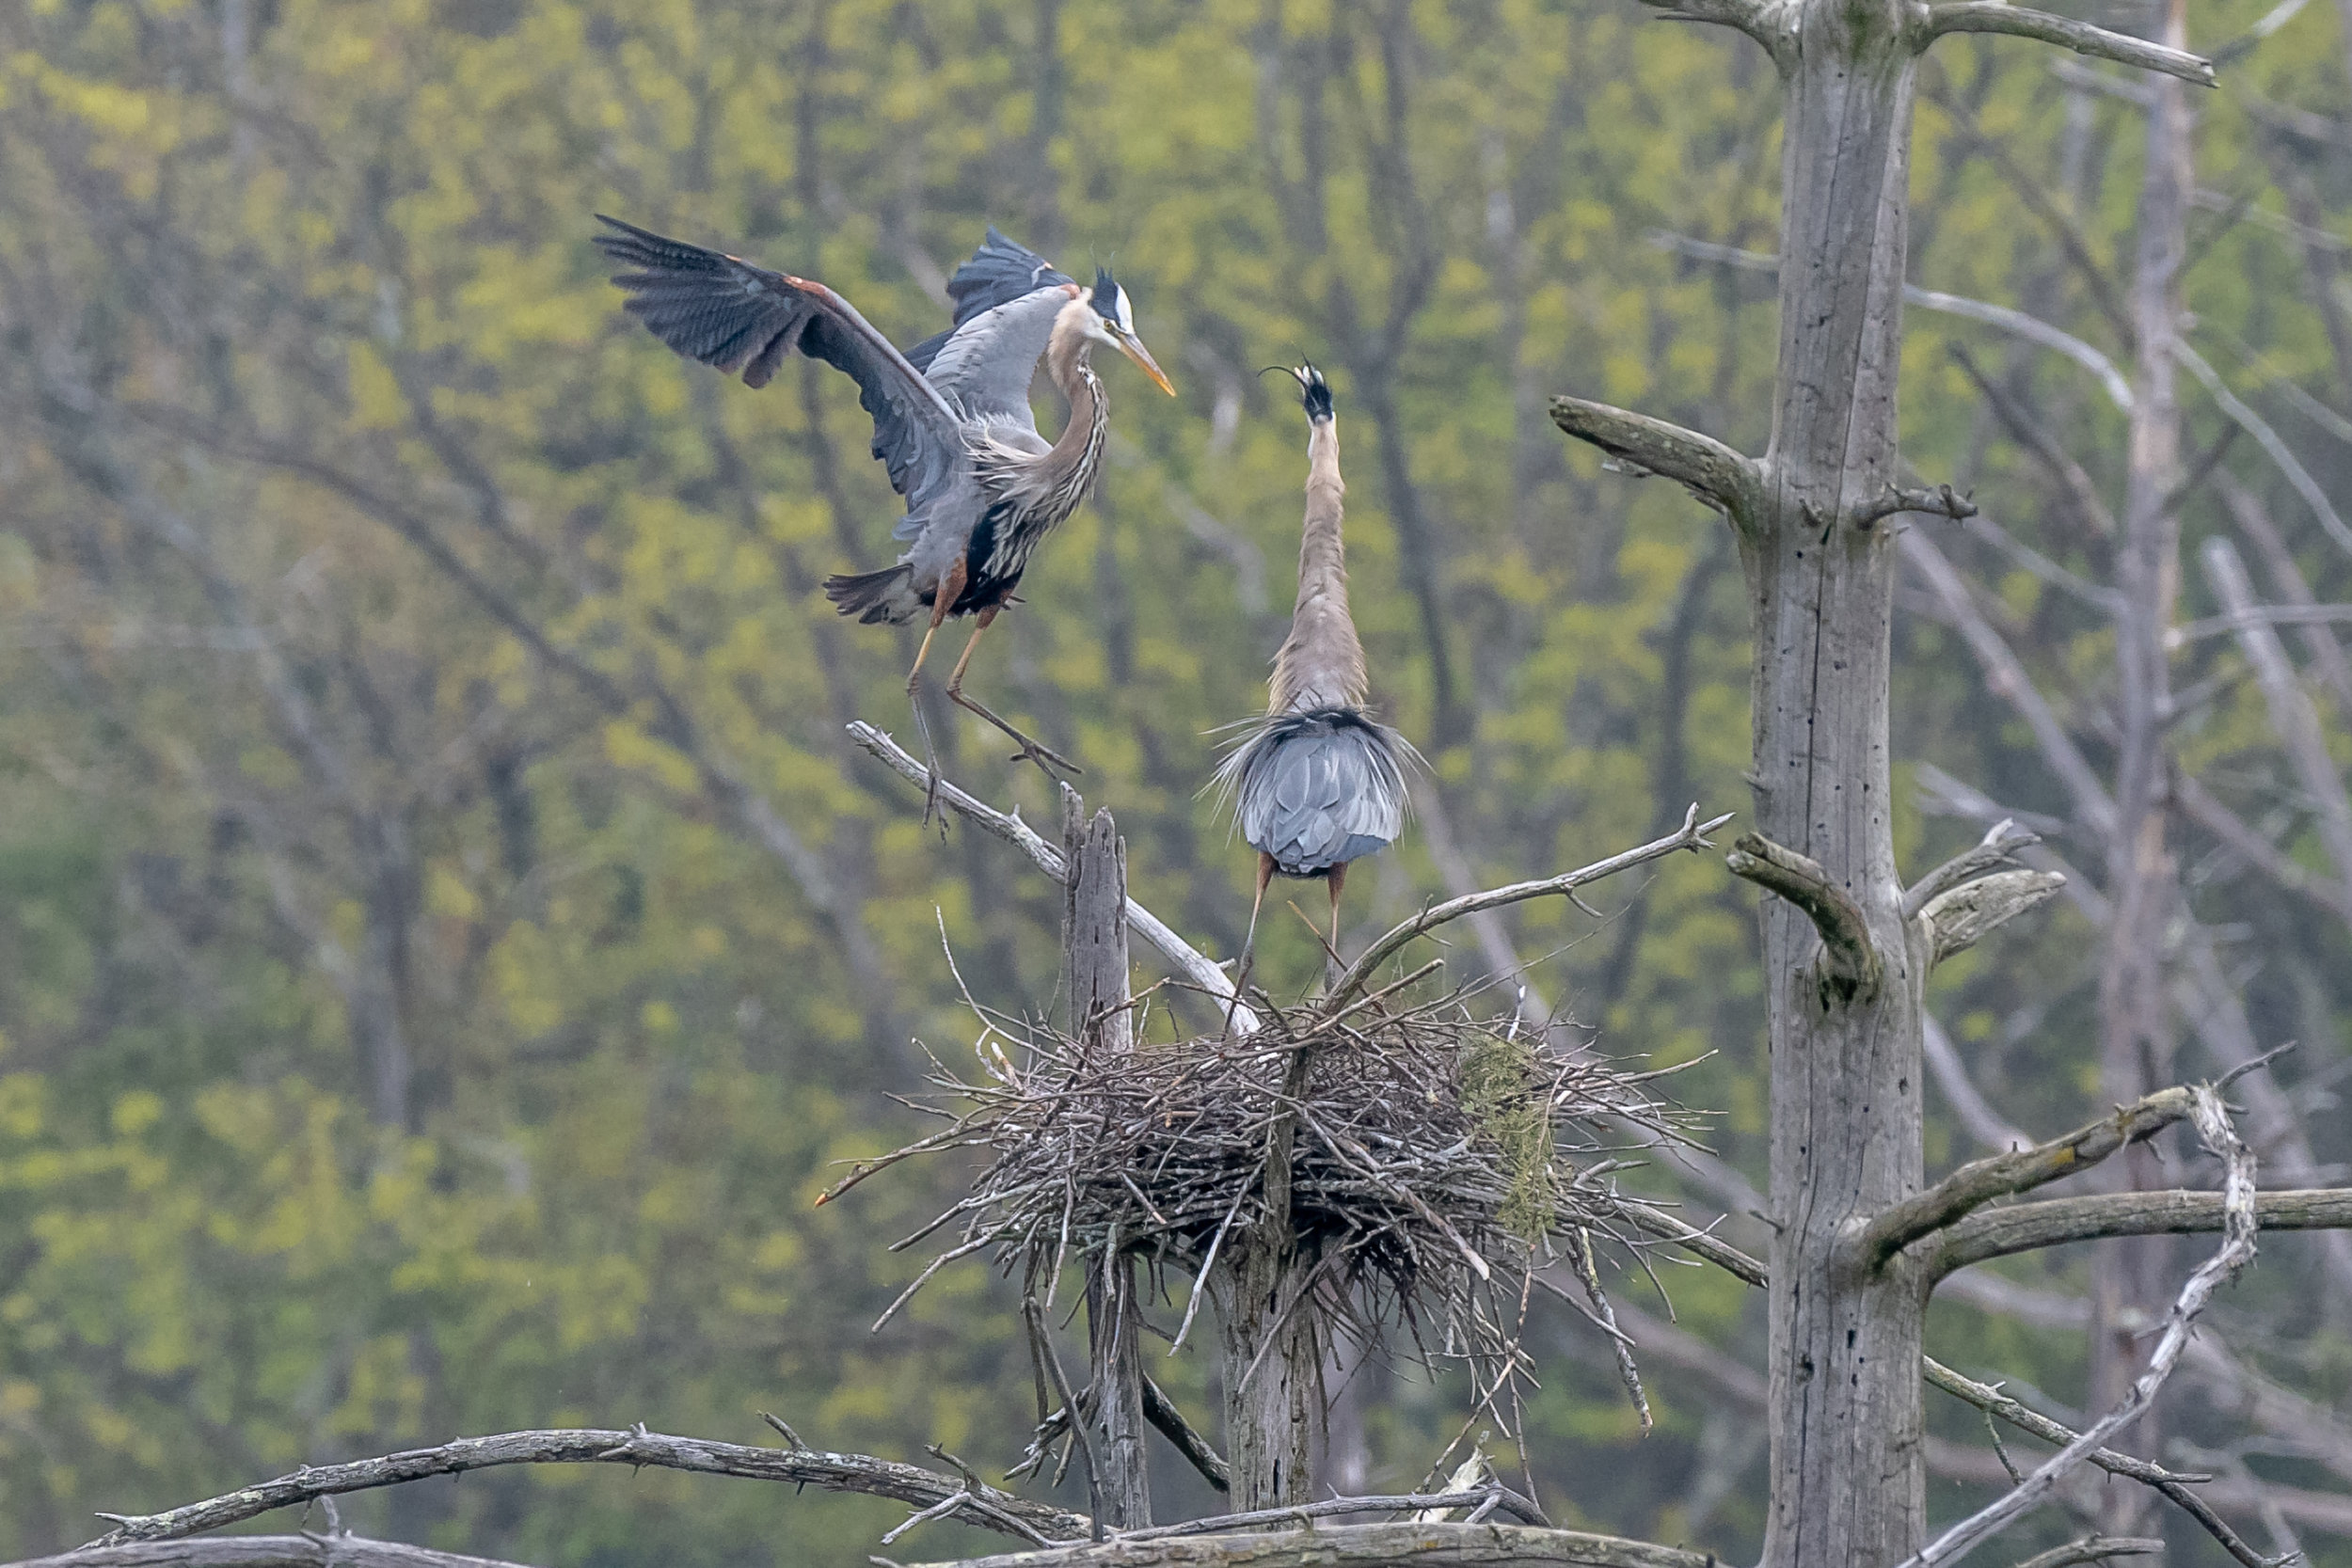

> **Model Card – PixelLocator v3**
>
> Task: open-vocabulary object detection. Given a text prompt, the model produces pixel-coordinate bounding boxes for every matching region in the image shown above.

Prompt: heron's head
[1082,265,1176,396]
[1285,363,1333,423]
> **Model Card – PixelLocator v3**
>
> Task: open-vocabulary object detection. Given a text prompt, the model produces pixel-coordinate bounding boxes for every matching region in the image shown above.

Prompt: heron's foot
[948,688,1083,783]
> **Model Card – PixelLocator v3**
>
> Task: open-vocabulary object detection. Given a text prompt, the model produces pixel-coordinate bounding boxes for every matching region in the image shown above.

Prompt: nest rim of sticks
[824,976,1708,1424]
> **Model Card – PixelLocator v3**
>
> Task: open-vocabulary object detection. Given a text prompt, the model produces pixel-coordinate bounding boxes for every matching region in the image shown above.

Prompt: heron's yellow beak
[1115,329,1177,397]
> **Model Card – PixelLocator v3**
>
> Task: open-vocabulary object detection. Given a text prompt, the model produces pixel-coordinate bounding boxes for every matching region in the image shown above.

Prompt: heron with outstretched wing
[1215,364,1415,981]
[594,217,1174,794]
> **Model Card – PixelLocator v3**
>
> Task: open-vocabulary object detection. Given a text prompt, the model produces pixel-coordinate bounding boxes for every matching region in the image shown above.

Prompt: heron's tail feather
[823,563,924,625]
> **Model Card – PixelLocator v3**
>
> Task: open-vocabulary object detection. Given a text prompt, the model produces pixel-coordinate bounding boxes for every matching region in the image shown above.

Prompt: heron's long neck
[1268,414,1366,715]
[1041,308,1108,489]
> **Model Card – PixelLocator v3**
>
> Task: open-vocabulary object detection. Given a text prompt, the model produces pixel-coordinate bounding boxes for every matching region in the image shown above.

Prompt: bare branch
[1857,483,1980,527]
[1621,0,1780,48]
[2169,604,2352,644]
[2199,538,2352,912]
[1933,1187,2352,1277]
[1905,819,2039,920]
[1923,1359,2278,1568]
[2176,343,2352,559]
[1900,1089,2258,1568]
[1918,5,2216,86]
[2172,771,2352,923]
[1618,1196,2316,1560]
[848,722,1259,1034]
[1320,804,1732,1014]
[2010,1537,2167,1568]
[1142,1381,1229,1495]
[1724,832,1881,1001]
[1549,396,1762,526]
[921,1522,1713,1568]
[1947,345,2122,537]
[1025,1380,1232,1498]
[1615,1200,1768,1288]
[2213,473,2352,718]
[1863,1087,2196,1267]
[1917,869,2068,967]
[1924,1012,2035,1152]
[1115,1493,1548,1540]
[1652,236,2136,411]
[85,1428,1090,1548]
[10,1540,539,1568]
[1900,531,2117,835]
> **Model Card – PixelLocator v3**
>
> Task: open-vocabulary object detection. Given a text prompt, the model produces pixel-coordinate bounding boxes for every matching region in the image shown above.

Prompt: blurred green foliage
[0,0,2348,1565]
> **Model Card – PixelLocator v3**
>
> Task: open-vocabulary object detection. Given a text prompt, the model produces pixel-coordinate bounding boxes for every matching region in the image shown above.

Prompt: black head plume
[1092,264,1129,327]
[1260,361,1332,422]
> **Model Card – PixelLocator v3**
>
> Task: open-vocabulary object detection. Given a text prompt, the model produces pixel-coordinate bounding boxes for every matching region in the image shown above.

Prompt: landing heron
[594,217,1174,791]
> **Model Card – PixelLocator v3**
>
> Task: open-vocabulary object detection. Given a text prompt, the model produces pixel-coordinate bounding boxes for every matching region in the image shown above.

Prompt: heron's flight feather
[593,215,961,511]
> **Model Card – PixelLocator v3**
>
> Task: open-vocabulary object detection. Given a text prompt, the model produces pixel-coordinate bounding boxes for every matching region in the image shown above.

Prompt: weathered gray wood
[11,1538,536,1568]
[1740,6,1934,1563]
[1064,799,1136,1059]
[1205,1071,1320,1513]
[1916,869,2067,967]
[926,1523,1713,1568]
[1932,1188,2352,1277]
[81,1427,1090,1546]
[1065,798,1151,1531]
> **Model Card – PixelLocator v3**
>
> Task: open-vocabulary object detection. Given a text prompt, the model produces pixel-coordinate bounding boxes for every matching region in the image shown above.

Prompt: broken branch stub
[1549,396,1763,529]
[1723,832,1881,1003]
[1917,869,2067,968]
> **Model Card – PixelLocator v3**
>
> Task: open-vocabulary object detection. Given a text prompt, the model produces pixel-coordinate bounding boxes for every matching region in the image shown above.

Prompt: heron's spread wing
[1214,709,1411,876]
[904,228,1074,373]
[596,215,962,504]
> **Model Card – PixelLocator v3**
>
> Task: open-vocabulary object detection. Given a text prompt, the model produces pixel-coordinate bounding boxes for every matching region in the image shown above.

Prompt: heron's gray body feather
[1217,708,1410,877]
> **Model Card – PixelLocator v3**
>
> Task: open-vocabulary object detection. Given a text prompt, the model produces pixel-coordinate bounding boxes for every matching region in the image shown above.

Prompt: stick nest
[830,986,1705,1412]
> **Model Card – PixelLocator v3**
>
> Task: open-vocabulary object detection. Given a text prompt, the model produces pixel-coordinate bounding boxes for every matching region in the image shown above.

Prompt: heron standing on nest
[1215,364,1414,974]
[594,218,1175,790]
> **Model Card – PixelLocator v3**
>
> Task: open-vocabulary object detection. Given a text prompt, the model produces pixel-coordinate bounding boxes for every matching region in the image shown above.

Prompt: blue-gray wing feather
[904,228,1073,372]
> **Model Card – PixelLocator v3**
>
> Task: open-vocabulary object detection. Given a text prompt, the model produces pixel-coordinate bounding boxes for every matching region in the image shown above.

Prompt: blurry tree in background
[0,0,2348,1565]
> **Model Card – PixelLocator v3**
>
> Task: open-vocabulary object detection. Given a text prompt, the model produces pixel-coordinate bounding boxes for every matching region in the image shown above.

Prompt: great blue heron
[1214,364,1414,974]
[593,217,1174,785]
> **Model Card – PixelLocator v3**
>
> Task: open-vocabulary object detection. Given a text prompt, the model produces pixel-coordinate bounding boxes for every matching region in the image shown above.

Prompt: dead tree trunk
[1204,1186,1318,1513]
[1066,798,1152,1530]
[2092,0,2193,1528]
[1551,1,2213,1562]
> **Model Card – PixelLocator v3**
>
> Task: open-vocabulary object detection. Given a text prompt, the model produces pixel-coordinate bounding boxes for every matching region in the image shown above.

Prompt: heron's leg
[1224,852,1276,1037]
[1323,861,1350,988]
[906,565,963,829]
[906,563,963,692]
[945,607,1083,780]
